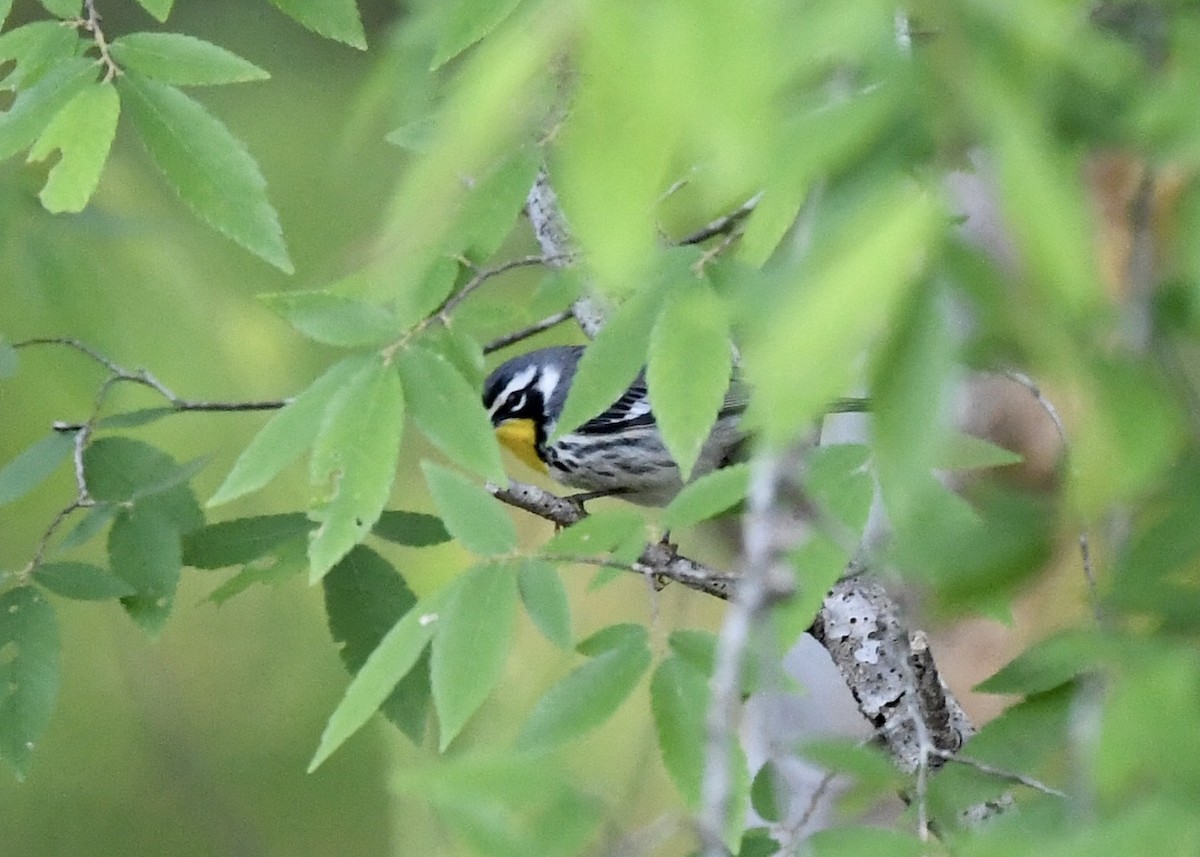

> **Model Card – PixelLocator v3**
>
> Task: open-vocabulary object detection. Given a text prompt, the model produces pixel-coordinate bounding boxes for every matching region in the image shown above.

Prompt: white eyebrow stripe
[535,366,560,403]
[488,365,538,418]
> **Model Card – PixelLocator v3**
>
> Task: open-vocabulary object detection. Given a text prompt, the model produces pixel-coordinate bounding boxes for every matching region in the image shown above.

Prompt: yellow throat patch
[495,419,547,473]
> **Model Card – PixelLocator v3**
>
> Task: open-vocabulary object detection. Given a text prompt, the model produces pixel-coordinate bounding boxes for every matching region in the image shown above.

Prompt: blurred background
[0,1,1104,854]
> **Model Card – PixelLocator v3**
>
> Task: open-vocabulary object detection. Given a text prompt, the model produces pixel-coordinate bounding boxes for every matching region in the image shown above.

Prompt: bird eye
[510,391,528,412]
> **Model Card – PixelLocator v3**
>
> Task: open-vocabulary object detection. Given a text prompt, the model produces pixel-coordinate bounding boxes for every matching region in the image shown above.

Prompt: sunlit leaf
[806,826,924,857]
[209,357,368,507]
[517,633,651,749]
[308,356,405,580]
[431,0,523,69]
[119,71,292,272]
[310,583,452,771]
[431,561,519,749]
[267,0,366,49]
[0,57,94,161]
[936,432,1024,471]
[650,655,708,808]
[323,546,430,743]
[110,33,270,86]
[805,443,873,533]
[0,587,59,780]
[647,281,732,479]
[517,559,572,649]
[32,562,135,601]
[576,623,647,657]
[421,462,516,556]
[542,509,644,559]
[399,345,506,482]
[258,291,403,347]
[0,432,74,507]
[0,21,79,92]
[26,83,118,213]
[663,462,750,531]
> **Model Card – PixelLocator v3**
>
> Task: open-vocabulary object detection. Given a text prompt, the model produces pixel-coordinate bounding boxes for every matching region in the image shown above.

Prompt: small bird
[483,345,747,505]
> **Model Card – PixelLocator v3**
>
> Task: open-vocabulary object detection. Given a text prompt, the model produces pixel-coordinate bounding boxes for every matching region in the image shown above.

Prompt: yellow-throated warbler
[483,345,747,505]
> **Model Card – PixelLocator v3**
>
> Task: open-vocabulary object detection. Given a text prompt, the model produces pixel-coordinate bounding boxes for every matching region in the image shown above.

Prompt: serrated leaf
[25,82,118,212]
[108,506,183,635]
[209,357,368,507]
[0,21,79,92]
[399,345,506,482]
[650,655,709,807]
[432,0,523,69]
[517,635,651,749]
[267,0,366,49]
[552,284,667,439]
[0,56,94,161]
[663,462,750,530]
[110,33,269,86]
[118,71,292,272]
[0,586,59,780]
[0,338,16,377]
[0,431,74,507]
[517,559,572,649]
[431,562,519,749]
[542,509,644,559]
[371,511,451,547]
[323,546,430,743]
[310,584,452,771]
[259,291,403,347]
[647,282,731,480]
[206,538,308,605]
[308,357,405,580]
[133,0,174,22]
[38,0,79,16]
[936,431,1025,471]
[421,461,516,556]
[181,513,311,569]
[32,562,135,600]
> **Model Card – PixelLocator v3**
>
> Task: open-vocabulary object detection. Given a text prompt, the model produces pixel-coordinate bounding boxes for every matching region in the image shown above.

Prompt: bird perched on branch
[482,345,748,506]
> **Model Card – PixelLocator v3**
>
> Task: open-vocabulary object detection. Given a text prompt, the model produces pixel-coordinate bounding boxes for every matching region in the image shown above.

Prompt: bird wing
[577,373,748,436]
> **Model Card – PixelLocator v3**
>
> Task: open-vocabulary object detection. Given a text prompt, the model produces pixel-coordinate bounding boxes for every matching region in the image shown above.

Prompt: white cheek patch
[489,365,538,419]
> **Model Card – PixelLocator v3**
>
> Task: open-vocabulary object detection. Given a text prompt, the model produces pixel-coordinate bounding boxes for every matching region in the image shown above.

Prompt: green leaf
[806,444,873,533]
[26,82,118,213]
[421,461,516,556]
[576,622,647,656]
[309,584,451,771]
[308,356,405,580]
[542,509,644,559]
[0,56,95,161]
[371,511,451,547]
[323,546,430,744]
[668,629,717,675]
[663,462,750,530]
[0,21,79,92]
[110,33,270,86]
[205,539,308,606]
[209,357,368,507]
[647,281,732,479]
[32,562,135,600]
[806,826,924,857]
[0,338,16,378]
[552,283,667,439]
[83,438,204,533]
[517,559,572,649]
[431,562,519,749]
[0,431,74,507]
[38,0,78,16]
[95,407,177,430]
[118,72,292,272]
[56,504,116,551]
[267,0,366,49]
[650,655,709,807]
[108,506,183,635]
[181,513,311,569]
[398,345,506,482]
[976,630,1108,696]
[432,0,523,69]
[132,0,174,22]
[0,0,11,30]
[517,634,651,749]
[258,291,403,347]
[0,587,59,780]
[750,763,783,823]
[936,432,1024,471]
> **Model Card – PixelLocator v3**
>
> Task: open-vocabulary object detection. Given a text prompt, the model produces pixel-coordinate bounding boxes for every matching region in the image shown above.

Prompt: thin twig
[673,193,763,247]
[933,750,1067,798]
[483,308,574,354]
[78,0,121,82]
